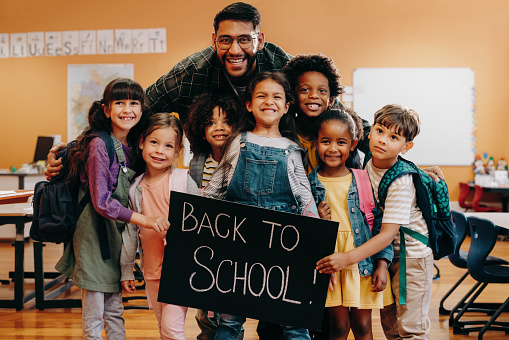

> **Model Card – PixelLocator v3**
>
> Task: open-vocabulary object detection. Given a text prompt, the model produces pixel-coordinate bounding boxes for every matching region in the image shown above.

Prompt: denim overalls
[225,132,301,214]
[216,132,310,340]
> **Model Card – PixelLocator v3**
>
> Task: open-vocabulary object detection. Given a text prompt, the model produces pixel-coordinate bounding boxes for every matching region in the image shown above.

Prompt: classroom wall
[1,0,509,200]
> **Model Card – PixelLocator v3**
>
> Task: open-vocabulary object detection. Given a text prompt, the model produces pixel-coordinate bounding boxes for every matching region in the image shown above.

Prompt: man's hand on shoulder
[421,166,445,183]
[44,142,66,180]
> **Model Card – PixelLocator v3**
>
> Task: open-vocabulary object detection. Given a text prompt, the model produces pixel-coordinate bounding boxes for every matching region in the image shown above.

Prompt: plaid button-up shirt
[144,42,293,123]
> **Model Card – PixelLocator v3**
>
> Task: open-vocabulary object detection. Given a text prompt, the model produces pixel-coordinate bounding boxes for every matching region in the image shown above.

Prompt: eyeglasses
[215,33,260,50]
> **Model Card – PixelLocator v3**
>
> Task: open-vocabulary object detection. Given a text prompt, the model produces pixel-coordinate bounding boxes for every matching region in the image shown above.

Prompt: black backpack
[30,131,114,243]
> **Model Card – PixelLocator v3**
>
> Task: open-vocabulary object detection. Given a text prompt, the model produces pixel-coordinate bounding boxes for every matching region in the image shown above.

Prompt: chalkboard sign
[353,67,475,166]
[158,192,339,330]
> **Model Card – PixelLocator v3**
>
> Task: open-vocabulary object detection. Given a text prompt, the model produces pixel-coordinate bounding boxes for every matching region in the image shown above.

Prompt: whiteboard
[353,67,475,166]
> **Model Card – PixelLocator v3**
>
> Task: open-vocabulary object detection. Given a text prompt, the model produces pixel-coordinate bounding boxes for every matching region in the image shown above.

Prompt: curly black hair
[283,53,344,100]
[184,92,241,156]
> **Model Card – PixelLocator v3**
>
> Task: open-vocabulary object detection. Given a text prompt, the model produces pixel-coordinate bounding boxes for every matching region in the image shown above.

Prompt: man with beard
[144,2,292,123]
[142,3,292,339]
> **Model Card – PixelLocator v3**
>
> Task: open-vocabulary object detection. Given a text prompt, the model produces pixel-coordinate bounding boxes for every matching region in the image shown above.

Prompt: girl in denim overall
[310,108,393,340]
[204,71,318,340]
[55,78,170,340]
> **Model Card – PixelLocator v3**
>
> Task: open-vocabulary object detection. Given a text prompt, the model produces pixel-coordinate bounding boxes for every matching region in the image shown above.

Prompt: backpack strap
[92,132,121,260]
[351,169,375,233]
[188,153,208,188]
[377,158,416,208]
[76,131,117,218]
[169,168,189,194]
[94,130,115,168]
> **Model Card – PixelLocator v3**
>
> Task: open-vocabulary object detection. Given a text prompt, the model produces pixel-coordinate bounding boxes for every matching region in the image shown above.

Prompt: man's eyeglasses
[215,33,260,50]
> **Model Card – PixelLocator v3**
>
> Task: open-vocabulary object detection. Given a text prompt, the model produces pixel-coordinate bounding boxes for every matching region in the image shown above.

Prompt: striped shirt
[365,159,432,258]
[201,154,218,188]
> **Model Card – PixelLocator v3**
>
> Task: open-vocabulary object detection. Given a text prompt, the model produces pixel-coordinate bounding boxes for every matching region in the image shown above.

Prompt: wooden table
[0,190,33,205]
[0,203,34,310]
[464,212,509,230]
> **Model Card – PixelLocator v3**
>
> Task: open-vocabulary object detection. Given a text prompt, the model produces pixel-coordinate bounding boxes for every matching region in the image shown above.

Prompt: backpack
[377,156,457,304]
[30,131,115,243]
[351,168,375,233]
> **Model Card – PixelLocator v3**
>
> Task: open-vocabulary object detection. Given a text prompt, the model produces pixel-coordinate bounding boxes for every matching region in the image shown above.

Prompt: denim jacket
[308,166,393,276]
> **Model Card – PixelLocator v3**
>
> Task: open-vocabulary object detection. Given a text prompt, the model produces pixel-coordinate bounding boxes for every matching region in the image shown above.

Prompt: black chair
[440,210,508,324]
[452,216,509,338]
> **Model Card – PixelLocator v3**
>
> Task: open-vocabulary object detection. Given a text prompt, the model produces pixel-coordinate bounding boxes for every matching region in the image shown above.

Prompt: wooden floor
[0,235,508,339]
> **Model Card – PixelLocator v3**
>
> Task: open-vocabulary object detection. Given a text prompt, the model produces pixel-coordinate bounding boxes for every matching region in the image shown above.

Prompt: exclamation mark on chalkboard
[310,269,317,304]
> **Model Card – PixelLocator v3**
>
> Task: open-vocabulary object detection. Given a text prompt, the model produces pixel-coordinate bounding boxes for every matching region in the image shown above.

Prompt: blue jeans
[214,314,310,340]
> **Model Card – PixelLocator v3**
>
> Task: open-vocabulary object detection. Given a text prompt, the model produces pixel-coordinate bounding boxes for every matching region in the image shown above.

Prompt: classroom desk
[469,182,509,212]
[0,203,34,310]
[0,173,45,190]
[464,212,509,230]
[32,241,81,310]
[0,191,33,205]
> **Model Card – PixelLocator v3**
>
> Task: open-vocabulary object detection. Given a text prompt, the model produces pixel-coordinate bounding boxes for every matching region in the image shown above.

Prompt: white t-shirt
[366,159,432,259]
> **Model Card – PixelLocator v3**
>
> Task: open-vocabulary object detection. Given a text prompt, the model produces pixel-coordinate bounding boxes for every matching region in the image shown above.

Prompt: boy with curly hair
[184,92,244,340]
[184,92,241,189]
[283,54,347,173]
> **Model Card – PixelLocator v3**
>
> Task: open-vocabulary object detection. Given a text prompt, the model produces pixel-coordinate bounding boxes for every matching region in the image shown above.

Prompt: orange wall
[1,0,509,200]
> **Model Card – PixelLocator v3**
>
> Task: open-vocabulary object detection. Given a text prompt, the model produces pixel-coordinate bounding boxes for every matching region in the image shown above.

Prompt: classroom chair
[472,185,502,212]
[458,182,473,211]
[440,211,508,325]
[452,216,509,338]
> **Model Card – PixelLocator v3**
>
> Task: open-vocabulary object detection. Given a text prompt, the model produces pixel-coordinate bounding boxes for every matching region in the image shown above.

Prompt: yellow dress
[318,173,391,309]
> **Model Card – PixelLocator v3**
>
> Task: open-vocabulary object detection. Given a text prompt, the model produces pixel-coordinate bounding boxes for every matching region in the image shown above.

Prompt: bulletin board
[353,67,475,166]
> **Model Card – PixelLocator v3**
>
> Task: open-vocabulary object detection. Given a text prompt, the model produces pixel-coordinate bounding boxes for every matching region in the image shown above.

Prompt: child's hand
[318,201,331,220]
[328,273,337,292]
[371,260,388,292]
[44,142,67,180]
[316,253,349,274]
[144,216,170,232]
[121,280,136,294]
